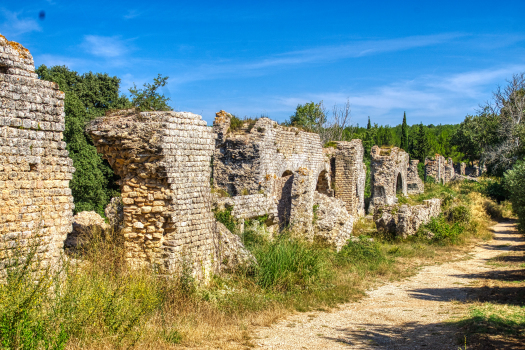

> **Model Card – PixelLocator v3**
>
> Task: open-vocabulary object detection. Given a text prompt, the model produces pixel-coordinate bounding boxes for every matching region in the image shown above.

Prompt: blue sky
[2,1,525,126]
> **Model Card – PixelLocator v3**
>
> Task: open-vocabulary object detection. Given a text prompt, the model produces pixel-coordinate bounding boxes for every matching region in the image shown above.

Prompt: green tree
[400,112,409,151]
[367,117,371,130]
[411,123,430,162]
[289,101,326,132]
[37,65,131,215]
[504,160,525,231]
[129,74,173,111]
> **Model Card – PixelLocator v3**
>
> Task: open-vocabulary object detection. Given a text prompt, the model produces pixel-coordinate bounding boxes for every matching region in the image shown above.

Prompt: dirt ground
[252,221,523,350]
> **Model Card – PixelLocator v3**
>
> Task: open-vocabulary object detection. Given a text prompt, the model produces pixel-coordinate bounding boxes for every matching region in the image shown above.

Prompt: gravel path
[253,222,522,349]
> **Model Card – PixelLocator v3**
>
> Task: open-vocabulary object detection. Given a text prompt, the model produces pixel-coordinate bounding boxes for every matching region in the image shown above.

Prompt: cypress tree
[401,111,409,150]
[367,116,371,129]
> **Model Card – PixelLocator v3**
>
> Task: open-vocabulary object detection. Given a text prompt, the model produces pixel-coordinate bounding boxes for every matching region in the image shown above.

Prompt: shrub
[214,207,237,233]
[336,236,388,269]
[447,205,471,224]
[421,215,465,244]
[504,160,525,231]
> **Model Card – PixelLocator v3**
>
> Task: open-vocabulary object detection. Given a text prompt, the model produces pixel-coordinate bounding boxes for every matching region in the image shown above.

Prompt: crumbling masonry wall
[0,35,75,273]
[369,146,409,213]
[407,160,424,194]
[87,109,216,279]
[328,141,366,217]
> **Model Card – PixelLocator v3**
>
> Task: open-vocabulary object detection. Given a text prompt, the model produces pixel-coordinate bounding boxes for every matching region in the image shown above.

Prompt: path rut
[253,222,522,349]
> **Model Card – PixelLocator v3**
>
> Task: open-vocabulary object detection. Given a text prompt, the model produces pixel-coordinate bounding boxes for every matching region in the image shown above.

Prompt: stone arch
[396,172,403,194]
[315,170,330,195]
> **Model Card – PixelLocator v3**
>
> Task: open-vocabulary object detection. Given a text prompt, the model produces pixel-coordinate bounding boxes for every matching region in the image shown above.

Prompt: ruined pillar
[406,160,424,194]
[369,146,409,213]
[87,109,216,279]
[0,35,75,272]
[289,167,315,238]
[330,140,366,217]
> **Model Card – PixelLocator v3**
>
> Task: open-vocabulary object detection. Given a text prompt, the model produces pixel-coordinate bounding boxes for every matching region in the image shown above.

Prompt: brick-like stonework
[327,141,366,217]
[407,160,424,194]
[213,112,325,197]
[0,35,75,272]
[87,109,217,279]
[369,146,409,213]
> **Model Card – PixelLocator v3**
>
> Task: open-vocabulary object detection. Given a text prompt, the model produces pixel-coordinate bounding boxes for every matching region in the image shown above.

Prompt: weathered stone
[105,196,123,231]
[215,221,256,271]
[87,109,216,279]
[313,192,354,251]
[374,199,441,238]
[65,211,109,249]
[407,160,424,194]
[0,35,75,272]
[369,146,409,213]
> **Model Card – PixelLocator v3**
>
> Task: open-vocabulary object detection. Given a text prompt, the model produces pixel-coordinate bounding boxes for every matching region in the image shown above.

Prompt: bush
[421,216,465,244]
[336,236,389,270]
[447,205,471,224]
[504,160,525,231]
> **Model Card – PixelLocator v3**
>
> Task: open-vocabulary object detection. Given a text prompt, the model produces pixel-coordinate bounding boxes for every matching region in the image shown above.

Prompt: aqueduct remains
[0,36,483,278]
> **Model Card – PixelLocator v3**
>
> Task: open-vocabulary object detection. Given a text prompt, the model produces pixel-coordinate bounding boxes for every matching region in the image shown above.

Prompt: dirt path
[253,222,522,349]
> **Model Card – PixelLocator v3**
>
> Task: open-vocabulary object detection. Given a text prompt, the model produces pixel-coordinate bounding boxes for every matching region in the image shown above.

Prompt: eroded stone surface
[313,192,355,250]
[369,146,409,213]
[65,211,109,250]
[216,221,256,271]
[87,109,217,279]
[407,160,424,194]
[105,196,124,231]
[374,199,441,238]
[0,35,75,272]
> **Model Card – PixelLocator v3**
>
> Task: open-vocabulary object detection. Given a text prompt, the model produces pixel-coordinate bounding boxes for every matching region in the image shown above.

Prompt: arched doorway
[315,170,330,195]
[396,173,403,194]
[277,170,294,228]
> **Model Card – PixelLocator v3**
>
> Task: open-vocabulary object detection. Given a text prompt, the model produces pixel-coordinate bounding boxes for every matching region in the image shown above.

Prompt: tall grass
[0,179,511,349]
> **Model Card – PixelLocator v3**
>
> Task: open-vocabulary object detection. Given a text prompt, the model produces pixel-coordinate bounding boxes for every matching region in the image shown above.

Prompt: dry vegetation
[0,180,515,349]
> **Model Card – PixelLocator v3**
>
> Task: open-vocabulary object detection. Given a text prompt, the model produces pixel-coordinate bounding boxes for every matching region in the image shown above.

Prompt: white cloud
[81,35,130,58]
[0,9,41,36]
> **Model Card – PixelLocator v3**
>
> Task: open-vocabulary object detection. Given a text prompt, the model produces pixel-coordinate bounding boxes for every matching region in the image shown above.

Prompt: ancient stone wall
[213,112,325,197]
[369,146,409,213]
[0,35,75,273]
[407,160,424,194]
[87,109,216,279]
[328,141,366,217]
[313,192,355,250]
[374,199,441,238]
[424,154,446,184]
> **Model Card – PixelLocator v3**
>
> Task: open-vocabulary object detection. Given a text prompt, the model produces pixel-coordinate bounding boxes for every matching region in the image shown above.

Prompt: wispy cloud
[0,9,42,36]
[123,10,140,20]
[274,65,525,125]
[81,35,130,58]
[170,33,465,85]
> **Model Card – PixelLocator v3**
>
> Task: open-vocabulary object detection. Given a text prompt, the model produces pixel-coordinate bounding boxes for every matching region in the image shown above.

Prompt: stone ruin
[0,35,75,274]
[369,146,409,213]
[425,154,482,184]
[407,160,424,194]
[374,198,441,238]
[212,111,365,250]
[87,109,219,278]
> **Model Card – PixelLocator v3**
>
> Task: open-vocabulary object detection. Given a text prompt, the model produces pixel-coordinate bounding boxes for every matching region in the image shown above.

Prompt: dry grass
[0,180,512,349]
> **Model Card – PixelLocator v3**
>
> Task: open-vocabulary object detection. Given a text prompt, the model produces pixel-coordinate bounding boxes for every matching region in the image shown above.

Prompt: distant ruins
[425,154,482,184]
[369,146,409,212]
[212,111,366,249]
[0,35,75,274]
